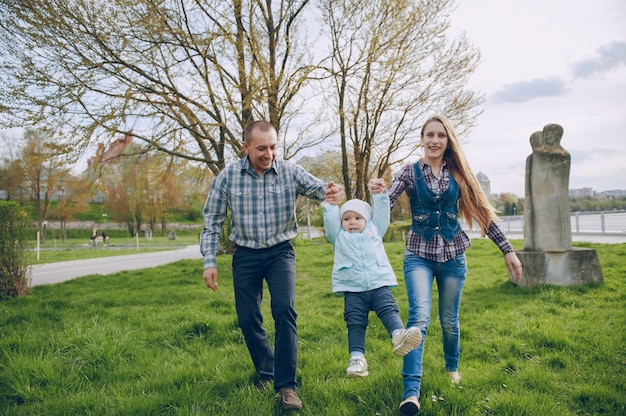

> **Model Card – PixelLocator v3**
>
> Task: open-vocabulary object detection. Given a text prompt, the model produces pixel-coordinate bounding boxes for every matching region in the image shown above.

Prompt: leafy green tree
[0,201,31,298]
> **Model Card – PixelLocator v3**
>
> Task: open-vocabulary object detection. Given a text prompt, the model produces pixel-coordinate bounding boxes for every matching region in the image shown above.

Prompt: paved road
[31,245,203,286]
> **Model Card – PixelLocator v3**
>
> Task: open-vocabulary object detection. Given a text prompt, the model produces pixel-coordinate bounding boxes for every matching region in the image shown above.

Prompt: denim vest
[410,163,462,242]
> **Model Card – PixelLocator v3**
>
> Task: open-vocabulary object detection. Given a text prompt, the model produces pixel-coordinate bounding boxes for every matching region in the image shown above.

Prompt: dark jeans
[232,240,298,392]
[344,286,404,355]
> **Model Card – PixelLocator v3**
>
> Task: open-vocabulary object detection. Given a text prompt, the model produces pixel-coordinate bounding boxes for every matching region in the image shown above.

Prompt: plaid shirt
[388,160,514,262]
[200,157,327,269]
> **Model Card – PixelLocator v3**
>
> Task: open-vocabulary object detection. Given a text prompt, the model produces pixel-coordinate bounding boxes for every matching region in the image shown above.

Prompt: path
[30,245,202,286]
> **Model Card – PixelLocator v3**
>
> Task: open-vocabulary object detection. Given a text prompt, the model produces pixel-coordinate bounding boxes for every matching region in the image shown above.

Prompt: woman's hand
[505,252,523,282]
[367,178,386,194]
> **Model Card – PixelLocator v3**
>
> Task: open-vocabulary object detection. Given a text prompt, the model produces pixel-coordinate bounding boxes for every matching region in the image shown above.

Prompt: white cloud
[451,0,626,195]
[572,41,626,78]
[491,77,569,103]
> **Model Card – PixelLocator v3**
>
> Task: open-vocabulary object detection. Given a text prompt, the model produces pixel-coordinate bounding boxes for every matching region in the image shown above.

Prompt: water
[497,211,626,234]
[485,211,626,244]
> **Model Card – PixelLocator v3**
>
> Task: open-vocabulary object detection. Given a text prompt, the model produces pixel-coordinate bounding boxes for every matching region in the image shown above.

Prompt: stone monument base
[512,248,604,288]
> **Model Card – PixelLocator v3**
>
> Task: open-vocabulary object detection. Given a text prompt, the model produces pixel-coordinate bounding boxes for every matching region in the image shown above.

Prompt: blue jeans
[344,286,404,355]
[232,241,298,392]
[401,251,467,399]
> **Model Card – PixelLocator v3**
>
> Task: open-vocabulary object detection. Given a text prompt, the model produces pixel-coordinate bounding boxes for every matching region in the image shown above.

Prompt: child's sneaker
[392,327,422,356]
[346,356,368,378]
[448,371,462,384]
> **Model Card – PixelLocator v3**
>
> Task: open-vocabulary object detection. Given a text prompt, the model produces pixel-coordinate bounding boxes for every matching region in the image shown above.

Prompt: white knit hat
[340,199,372,220]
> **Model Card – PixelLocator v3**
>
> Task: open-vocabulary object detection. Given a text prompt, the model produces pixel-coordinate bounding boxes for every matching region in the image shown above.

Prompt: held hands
[204,268,218,291]
[505,252,523,282]
[367,178,386,194]
[324,182,345,205]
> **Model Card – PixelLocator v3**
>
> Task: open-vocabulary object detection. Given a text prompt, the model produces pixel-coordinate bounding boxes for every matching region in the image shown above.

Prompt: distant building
[569,187,594,198]
[596,189,626,198]
[476,171,491,196]
[85,133,137,203]
[87,133,134,169]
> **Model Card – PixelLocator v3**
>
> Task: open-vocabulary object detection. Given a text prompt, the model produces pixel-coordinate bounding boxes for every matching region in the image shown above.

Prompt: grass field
[27,234,200,264]
[1,239,625,415]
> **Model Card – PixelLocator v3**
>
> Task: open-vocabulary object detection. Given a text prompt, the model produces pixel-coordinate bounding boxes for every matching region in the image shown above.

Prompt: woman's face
[421,120,448,162]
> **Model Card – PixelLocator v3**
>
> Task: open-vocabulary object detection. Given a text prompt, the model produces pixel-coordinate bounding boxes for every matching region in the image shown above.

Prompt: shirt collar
[418,158,447,171]
[240,156,279,176]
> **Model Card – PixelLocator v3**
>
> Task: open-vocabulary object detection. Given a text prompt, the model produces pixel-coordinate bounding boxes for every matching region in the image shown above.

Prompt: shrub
[218,213,234,254]
[0,201,32,298]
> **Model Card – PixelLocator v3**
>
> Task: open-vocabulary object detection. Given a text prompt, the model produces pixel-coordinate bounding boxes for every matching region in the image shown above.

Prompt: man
[200,120,344,410]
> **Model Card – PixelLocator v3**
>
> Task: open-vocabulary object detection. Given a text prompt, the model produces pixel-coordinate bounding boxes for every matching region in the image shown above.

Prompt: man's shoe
[346,356,368,378]
[448,371,462,384]
[255,378,273,391]
[399,396,420,415]
[278,388,302,410]
[392,327,422,356]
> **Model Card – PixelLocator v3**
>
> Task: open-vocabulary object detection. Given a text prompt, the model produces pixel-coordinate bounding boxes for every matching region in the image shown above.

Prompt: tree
[2,0,486,213]
[0,0,323,173]
[317,0,483,199]
[48,176,90,242]
[0,201,31,298]
[19,128,69,242]
[0,132,26,201]
[0,159,26,201]
[495,192,523,216]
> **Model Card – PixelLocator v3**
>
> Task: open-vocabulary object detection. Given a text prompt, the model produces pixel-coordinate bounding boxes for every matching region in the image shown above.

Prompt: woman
[369,115,522,415]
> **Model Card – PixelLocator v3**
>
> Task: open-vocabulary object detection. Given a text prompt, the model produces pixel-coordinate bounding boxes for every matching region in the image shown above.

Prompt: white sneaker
[448,371,462,384]
[392,327,422,356]
[399,395,420,415]
[346,356,368,378]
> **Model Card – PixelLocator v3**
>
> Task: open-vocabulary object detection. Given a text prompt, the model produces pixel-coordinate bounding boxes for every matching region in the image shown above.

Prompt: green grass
[1,239,625,415]
[27,234,200,264]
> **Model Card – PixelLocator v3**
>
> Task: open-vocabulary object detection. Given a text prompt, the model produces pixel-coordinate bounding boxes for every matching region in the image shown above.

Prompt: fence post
[601,212,606,233]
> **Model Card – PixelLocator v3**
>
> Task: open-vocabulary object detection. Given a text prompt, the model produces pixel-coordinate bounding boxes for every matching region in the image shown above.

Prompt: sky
[448,0,626,195]
[2,0,624,197]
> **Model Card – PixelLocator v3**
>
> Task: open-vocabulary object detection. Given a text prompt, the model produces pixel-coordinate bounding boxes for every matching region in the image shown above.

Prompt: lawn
[1,239,625,415]
[26,234,200,264]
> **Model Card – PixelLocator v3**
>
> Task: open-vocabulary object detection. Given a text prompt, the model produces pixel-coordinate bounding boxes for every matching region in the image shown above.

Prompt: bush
[218,213,234,254]
[384,220,411,242]
[0,201,32,298]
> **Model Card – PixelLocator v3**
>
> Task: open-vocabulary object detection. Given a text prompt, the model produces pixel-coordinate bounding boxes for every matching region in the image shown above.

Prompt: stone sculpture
[513,124,603,288]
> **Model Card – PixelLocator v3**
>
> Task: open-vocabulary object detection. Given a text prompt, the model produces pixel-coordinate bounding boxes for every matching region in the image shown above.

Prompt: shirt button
[434,210,440,214]
[434,226,440,230]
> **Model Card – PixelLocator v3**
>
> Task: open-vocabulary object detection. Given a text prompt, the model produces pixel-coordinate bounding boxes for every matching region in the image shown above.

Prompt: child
[322,190,421,378]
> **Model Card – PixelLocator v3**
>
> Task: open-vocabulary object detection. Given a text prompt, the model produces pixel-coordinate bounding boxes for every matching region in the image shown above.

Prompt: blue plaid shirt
[200,157,327,269]
[389,160,514,262]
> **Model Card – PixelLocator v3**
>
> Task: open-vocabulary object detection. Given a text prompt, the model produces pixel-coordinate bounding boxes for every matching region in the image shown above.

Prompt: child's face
[341,211,367,233]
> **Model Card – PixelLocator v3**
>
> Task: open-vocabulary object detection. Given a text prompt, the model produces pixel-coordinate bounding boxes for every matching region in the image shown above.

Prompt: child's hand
[367,178,386,194]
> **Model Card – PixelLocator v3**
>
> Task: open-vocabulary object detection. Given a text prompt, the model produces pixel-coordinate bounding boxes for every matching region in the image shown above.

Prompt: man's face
[243,128,278,175]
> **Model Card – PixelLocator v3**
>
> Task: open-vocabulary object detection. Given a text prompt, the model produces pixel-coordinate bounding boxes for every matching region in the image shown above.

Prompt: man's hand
[325,182,345,205]
[204,268,218,291]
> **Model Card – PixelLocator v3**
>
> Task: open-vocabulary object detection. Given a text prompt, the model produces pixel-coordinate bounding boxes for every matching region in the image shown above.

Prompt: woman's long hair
[420,115,498,235]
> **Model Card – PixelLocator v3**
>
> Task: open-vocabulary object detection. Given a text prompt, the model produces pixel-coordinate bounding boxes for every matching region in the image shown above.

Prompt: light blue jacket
[322,193,397,294]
